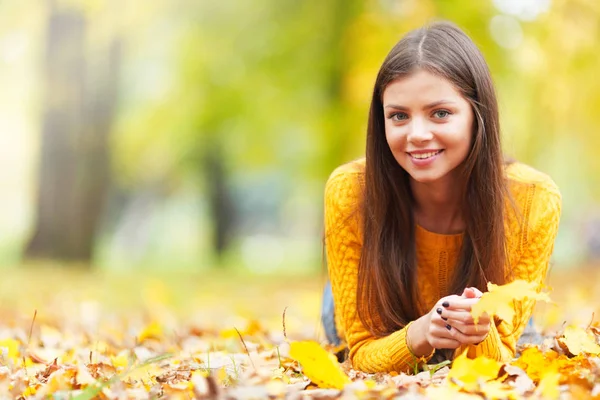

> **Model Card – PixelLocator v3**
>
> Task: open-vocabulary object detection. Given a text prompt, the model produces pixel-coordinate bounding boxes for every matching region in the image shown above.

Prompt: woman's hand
[407,295,464,355]
[407,289,491,355]
[439,287,490,345]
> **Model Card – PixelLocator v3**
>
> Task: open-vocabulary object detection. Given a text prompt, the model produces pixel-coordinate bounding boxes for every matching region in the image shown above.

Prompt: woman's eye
[390,112,409,121]
[433,110,451,119]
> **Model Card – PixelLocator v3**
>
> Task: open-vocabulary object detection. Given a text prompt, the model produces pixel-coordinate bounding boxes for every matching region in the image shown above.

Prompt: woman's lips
[407,149,444,166]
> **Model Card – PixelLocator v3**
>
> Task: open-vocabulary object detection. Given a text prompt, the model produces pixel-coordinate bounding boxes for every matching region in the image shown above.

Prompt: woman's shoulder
[325,158,366,208]
[504,162,562,236]
[328,157,366,180]
[505,162,561,202]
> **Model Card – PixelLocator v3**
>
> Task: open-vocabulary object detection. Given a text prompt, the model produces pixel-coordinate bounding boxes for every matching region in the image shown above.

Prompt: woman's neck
[410,176,465,235]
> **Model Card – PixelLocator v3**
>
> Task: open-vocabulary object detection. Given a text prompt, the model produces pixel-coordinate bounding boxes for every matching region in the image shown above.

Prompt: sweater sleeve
[461,181,562,361]
[324,170,429,373]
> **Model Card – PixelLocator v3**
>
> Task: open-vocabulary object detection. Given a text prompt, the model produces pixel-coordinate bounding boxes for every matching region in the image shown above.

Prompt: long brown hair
[358,21,508,337]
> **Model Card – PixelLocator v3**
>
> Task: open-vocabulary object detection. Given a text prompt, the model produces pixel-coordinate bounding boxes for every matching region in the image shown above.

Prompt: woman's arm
[324,168,435,373]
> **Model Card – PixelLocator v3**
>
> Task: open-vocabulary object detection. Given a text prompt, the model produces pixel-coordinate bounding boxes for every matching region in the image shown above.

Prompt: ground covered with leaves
[0,266,599,399]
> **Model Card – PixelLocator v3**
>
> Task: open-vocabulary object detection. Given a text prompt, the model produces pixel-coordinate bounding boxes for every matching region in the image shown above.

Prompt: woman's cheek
[385,127,406,151]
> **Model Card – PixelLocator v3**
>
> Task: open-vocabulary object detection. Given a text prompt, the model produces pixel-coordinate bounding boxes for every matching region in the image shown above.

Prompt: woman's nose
[407,119,434,143]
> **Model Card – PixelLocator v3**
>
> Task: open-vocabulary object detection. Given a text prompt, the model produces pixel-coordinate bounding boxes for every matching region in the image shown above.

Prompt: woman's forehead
[382,70,465,107]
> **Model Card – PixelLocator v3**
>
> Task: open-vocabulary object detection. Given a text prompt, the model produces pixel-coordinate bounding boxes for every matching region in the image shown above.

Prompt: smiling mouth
[408,150,444,159]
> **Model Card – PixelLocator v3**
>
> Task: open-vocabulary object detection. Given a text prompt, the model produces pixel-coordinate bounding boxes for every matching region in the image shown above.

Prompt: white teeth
[411,150,441,159]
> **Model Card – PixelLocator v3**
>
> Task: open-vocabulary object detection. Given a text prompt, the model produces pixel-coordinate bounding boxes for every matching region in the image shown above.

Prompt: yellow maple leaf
[76,363,98,386]
[470,280,551,324]
[478,380,517,400]
[536,371,560,399]
[219,328,239,339]
[122,362,163,388]
[558,326,600,356]
[288,341,350,389]
[22,385,37,397]
[219,319,265,339]
[47,368,76,392]
[426,385,483,400]
[111,350,131,371]
[0,338,21,364]
[512,347,559,383]
[447,350,503,392]
[138,321,163,342]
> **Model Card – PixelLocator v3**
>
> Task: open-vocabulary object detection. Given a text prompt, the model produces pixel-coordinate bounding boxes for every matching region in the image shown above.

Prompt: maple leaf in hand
[470,280,551,324]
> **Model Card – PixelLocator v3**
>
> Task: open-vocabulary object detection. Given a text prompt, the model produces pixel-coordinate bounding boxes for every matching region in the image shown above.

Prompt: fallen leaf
[536,371,560,400]
[501,364,535,395]
[289,341,350,390]
[138,321,163,342]
[426,385,483,400]
[0,338,20,364]
[478,380,516,400]
[512,347,559,383]
[558,326,600,356]
[447,350,503,392]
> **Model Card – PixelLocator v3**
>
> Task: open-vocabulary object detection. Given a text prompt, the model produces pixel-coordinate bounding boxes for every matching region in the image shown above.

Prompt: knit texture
[324,158,561,373]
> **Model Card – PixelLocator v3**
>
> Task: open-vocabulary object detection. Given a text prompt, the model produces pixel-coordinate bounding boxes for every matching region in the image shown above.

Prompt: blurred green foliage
[0,0,598,271]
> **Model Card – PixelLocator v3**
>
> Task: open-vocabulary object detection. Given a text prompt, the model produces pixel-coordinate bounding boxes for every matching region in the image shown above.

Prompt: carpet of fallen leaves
[0,264,599,399]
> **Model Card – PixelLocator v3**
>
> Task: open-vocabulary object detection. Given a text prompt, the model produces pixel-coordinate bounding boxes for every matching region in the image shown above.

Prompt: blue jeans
[321,281,536,346]
[321,281,341,346]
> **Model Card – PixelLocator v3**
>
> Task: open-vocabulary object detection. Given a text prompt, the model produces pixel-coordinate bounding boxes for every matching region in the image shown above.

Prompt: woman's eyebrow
[384,100,456,110]
[384,104,409,110]
[424,100,456,109]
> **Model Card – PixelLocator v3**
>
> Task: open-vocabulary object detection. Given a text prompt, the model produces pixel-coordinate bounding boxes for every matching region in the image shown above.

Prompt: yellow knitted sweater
[324,158,561,373]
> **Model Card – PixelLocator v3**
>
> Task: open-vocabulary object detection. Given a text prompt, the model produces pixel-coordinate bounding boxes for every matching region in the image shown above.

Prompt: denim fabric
[321,281,341,346]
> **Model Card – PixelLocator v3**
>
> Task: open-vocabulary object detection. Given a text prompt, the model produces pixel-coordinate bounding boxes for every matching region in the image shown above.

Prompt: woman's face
[382,69,474,185]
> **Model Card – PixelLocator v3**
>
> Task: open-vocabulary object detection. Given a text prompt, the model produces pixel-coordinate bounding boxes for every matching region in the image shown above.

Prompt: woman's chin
[407,172,444,184]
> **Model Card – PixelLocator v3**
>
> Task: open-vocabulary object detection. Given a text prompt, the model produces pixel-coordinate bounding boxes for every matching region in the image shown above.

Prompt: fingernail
[436,308,442,315]
[446,324,451,330]
[442,317,448,321]
[442,301,449,308]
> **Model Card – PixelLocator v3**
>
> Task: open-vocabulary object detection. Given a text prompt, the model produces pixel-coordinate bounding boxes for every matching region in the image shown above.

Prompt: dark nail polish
[436,308,442,315]
[446,324,451,330]
[442,317,448,321]
[442,301,449,308]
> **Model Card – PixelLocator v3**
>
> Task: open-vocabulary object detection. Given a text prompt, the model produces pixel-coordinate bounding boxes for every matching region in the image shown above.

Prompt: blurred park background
[0,0,599,334]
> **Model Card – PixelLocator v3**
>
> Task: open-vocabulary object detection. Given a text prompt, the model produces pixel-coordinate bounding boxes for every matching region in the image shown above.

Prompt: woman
[323,21,561,374]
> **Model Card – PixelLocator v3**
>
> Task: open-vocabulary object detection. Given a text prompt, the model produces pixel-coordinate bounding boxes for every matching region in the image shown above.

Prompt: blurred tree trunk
[203,142,235,263]
[25,4,119,263]
[321,0,363,176]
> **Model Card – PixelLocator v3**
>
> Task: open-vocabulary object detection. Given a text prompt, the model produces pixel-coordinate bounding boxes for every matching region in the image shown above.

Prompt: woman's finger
[443,314,491,327]
[437,308,476,324]
[428,326,462,349]
[441,297,479,311]
[438,307,490,325]
[445,324,488,345]
[447,319,490,336]
[429,337,462,349]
